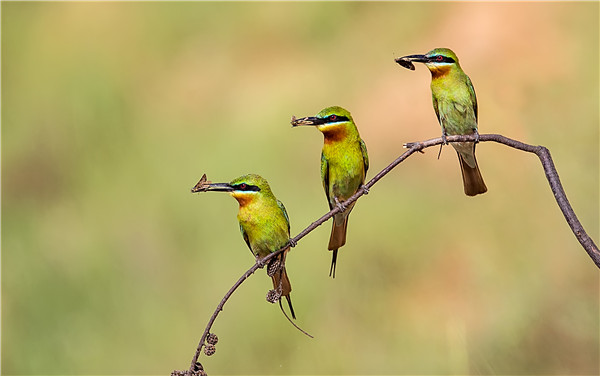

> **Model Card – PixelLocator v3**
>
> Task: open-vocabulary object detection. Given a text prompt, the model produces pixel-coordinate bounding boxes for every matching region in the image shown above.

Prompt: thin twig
[188,263,262,371]
[186,133,599,374]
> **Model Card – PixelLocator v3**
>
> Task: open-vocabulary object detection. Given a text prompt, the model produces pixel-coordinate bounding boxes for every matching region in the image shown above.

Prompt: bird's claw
[474,129,480,144]
[334,198,347,212]
[256,255,267,269]
[441,132,448,145]
[288,238,297,248]
[362,186,370,195]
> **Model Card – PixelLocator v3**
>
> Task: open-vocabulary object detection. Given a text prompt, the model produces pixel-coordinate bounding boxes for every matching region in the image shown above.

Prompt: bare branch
[184,133,599,375]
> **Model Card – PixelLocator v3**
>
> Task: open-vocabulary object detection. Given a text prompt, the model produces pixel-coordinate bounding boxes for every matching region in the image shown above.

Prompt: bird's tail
[328,213,349,278]
[328,213,348,250]
[278,298,313,338]
[273,262,312,337]
[272,265,295,319]
[329,250,338,278]
[455,144,487,196]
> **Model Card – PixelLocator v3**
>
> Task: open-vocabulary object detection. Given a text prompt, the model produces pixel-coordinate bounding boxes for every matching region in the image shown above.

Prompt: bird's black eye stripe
[232,183,260,192]
[432,55,455,64]
[322,115,350,123]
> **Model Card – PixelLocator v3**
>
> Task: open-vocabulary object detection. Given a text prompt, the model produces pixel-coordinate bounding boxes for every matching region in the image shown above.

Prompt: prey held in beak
[290,116,324,127]
[191,174,233,193]
[394,54,429,70]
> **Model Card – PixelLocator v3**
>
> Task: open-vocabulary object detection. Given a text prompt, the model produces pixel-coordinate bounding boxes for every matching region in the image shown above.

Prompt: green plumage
[292,106,368,277]
[398,48,487,196]
[232,175,290,259]
[196,173,296,319]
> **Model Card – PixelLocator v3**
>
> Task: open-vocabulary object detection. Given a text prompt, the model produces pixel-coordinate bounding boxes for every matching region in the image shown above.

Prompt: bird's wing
[359,138,369,176]
[276,199,291,235]
[240,224,254,256]
[432,93,442,124]
[320,152,333,210]
[466,75,478,123]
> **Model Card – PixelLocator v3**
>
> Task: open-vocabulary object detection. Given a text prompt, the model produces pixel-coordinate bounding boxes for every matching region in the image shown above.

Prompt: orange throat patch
[430,65,451,79]
[322,126,348,144]
[231,192,255,207]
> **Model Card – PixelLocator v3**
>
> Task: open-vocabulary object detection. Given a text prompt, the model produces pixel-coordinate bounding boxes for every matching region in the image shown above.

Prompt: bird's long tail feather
[273,264,313,338]
[329,249,338,278]
[456,148,487,196]
[278,299,313,338]
[328,214,348,278]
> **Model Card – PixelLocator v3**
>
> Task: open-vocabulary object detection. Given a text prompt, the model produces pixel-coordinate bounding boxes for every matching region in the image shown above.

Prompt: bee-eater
[192,173,296,319]
[291,106,369,278]
[396,48,487,196]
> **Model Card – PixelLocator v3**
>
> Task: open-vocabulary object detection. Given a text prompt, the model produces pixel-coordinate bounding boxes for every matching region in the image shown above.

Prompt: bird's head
[191,173,270,206]
[396,48,460,77]
[291,106,356,141]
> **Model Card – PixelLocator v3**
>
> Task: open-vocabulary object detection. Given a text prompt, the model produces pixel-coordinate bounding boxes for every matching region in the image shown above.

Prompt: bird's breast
[323,142,366,200]
[237,202,289,256]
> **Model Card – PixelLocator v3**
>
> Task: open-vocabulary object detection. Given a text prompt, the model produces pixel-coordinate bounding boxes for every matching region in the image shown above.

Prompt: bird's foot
[256,255,267,269]
[474,129,480,144]
[441,132,448,145]
[288,238,297,248]
[334,197,347,212]
[361,185,370,195]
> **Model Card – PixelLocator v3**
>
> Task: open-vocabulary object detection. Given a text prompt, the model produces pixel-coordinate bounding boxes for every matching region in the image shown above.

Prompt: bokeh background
[2,2,598,375]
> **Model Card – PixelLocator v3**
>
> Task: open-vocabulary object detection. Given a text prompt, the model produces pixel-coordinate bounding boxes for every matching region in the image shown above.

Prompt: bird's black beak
[191,174,234,193]
[199,183,234,192]
[395,54,429,70]
[290,116,326,127]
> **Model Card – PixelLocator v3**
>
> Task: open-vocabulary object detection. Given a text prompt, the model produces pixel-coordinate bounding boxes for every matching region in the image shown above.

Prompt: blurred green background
[2,2,598,375]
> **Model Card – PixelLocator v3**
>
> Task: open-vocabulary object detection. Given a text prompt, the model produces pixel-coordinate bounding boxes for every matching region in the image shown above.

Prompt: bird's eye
[329,115,337,121]
[239,183,247,189]
[436,55,444,61]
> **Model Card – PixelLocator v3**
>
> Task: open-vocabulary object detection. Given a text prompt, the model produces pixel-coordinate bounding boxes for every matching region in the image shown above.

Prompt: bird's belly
[330,175,362,201]
[246,224,289,258]
[436,96,477,136]
[328,156,364,200]
[442,117,475,136]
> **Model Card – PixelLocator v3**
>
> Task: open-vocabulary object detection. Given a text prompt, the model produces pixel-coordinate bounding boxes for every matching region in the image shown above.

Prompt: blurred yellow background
[2,2,598,375]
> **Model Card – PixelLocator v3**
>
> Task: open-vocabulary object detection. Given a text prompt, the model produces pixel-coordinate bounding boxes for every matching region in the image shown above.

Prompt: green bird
[396,48,487,196]
[291,106,369,278]
[192,173,296,319]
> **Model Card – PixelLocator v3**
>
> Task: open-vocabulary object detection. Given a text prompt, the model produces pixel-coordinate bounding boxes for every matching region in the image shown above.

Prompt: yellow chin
[317,122,344,132]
